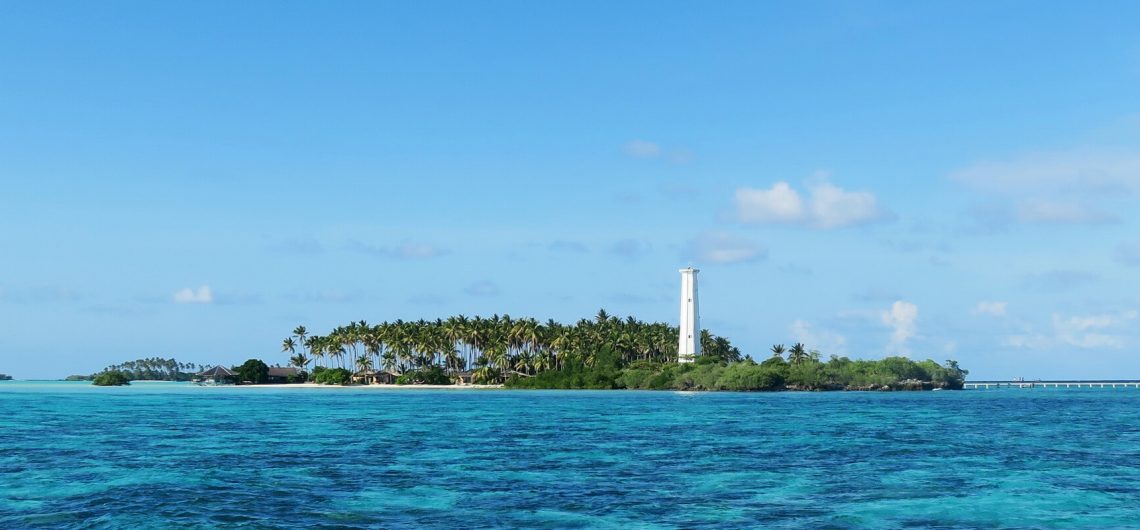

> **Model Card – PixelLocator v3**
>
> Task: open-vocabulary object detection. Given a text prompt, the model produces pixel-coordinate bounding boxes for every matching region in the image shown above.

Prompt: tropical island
[271,311,967,391]
[84,357,203,386]
[0,373,12,381]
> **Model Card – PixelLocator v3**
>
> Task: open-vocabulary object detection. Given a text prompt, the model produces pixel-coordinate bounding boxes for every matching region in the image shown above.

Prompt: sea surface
[1,382,1139,529]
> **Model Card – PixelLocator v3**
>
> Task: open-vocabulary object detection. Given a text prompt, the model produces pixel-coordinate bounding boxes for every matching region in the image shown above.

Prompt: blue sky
[3,1,1140,379]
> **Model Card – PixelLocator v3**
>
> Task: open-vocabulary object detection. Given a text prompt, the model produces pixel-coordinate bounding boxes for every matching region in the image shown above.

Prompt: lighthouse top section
[678,267,700,363]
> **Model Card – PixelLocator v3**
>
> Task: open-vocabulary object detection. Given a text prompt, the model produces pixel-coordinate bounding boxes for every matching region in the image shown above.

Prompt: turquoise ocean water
[2,382,1139,528]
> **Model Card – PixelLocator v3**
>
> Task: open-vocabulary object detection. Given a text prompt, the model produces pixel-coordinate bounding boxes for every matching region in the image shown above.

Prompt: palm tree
[289,352,310,373]
[788,342,808,364]
[771,344,786,358]
[280,310,748,382]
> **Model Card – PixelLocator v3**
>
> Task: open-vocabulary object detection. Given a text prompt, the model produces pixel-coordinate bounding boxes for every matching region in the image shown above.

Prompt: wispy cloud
[1021,270,1099,292]
[0,285,83,304]
[1007,310,1138,350]
[733,180,890,229]
[1015,199,1119,225]
[951,148,1140,227]
[346,240,449,259]
[608,239,652,261]
[548,240,589,253]
[286,290,365,304]
[623,139,662,159]
[950,148,1140,196]
[174,286,213,304]
[852,287,901,303]
[1114,243,1140,266]
[267,237,324,256]
[464,281,499,297]
[683,231,766,264]
[790,319,848,355]
[973,301,1008,317]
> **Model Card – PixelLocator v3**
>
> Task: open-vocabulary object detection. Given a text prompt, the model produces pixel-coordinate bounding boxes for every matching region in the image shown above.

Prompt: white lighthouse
[678,267,700,363]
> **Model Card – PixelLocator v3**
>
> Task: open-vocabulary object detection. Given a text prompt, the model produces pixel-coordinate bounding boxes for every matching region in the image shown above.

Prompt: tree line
[94,357,202,381]
[281,310,741,384]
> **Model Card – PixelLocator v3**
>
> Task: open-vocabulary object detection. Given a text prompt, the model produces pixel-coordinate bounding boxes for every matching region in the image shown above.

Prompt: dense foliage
[310,366,352,385]
[395,366,451,385]
[280,314,967,391]
[235,359,269,385]
[97,357,201,381]
[506,346,967,391]
[92,370,131,386]
[0,373,12,381]
[281,311,740,384]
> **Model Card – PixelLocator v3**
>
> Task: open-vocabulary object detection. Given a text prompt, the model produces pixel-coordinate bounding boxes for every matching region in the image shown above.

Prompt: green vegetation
[506,350,966,391]
[65,375,92,381]
[235,359,269,385]
[280,313,966,392]
[310,366,352,385]
[283,310,739,385]
[0,373,12,381]
[395,366,451,385]
[92,370,131,386]
[97,357,201,381]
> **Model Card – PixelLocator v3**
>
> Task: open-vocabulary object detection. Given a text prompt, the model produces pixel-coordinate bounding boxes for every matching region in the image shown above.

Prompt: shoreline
[220,383,505,390]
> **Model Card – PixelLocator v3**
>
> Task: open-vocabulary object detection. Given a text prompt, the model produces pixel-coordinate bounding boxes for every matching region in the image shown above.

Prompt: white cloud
[950,149,1140,196]
[623,139,662,159]
[881,300,918,354]
[809,182,884,229]
[1006,310,1138,350]
[734,180,888,229]
[790,319,848,355]
[973,301,1007,317]
[174,286,213,304]
[734,182,804,224]
[685,232,766,264]
[1015,199,1118,224]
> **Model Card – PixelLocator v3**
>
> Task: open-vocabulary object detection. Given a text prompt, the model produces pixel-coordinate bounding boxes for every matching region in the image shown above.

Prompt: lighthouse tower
[678,267,700,363]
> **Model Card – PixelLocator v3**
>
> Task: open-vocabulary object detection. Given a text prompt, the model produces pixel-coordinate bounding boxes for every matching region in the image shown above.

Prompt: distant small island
[0,373,12,381]
[86,357,203,386]
[259,311,967,391]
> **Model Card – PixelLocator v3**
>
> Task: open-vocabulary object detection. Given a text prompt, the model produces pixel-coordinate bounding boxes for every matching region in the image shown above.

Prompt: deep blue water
[2,382,1140,528]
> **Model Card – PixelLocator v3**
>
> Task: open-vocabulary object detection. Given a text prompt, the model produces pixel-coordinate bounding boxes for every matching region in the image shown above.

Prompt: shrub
[396,366,452,385]
[716,363,784,391]
[92,370,130,386]
[786,361,826,389]
[311,367,353,385]
[617,368,654,389]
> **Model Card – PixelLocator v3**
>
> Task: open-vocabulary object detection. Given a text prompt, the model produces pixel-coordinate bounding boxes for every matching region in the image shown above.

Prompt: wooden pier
[964,380,1140,389]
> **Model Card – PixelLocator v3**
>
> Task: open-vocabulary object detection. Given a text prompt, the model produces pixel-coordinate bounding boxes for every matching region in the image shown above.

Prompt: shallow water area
[2,382,1140,528]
